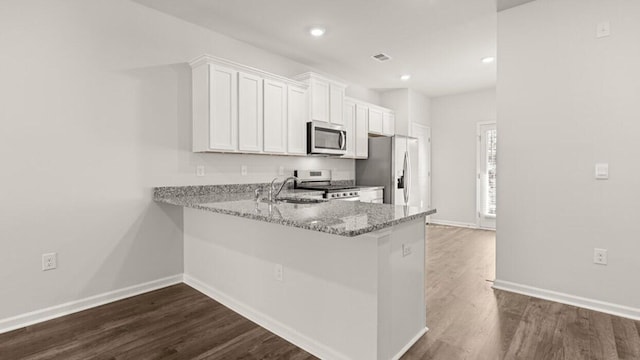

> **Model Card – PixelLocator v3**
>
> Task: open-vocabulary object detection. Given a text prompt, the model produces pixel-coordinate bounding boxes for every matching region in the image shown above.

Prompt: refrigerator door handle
[406,150,412,205]
[403,151,409,204]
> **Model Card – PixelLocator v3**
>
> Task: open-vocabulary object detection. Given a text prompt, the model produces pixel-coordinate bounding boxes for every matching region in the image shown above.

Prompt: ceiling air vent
[371,53,392,62]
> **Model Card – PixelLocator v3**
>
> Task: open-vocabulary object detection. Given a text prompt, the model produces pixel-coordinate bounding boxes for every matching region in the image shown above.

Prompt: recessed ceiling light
[481,56,495,64]
[400,74,411,81]
[310,27,326,37]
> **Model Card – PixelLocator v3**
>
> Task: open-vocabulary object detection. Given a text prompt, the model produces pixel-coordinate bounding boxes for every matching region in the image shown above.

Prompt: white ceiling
[135,0,498,98]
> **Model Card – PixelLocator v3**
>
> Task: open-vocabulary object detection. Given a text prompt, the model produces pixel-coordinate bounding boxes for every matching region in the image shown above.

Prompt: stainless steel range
[294,170,360,200]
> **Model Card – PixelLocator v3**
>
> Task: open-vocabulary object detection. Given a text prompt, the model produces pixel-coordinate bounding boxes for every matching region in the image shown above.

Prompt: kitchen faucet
[269,176,299,202]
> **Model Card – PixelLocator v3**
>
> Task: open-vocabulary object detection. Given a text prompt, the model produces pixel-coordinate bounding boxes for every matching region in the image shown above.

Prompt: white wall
[497,0,640,314]
[0,0,361,322]
[408,90,431,129]
[430,88,496,226]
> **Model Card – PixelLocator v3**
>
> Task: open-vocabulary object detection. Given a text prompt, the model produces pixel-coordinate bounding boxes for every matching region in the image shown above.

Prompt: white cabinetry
[382,110,395,136]
[238,72,263,152]
[192,63,238,152]
[309,78,329,122]
[287,85,307,155]
[368,107,384,134]
[366,105,395,137]
[294,73,347,126]
[263,79,287,153]
[343,99,356,158]
[190,55,308,155]
[359,188,384,203]
[355,102,369,158]
[330,84,345,125]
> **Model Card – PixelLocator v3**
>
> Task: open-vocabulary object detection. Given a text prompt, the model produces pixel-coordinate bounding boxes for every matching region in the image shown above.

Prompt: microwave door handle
[339,131,346,150]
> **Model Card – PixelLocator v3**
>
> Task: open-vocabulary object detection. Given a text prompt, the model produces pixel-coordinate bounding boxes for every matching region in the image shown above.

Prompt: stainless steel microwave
[307,121,347,156]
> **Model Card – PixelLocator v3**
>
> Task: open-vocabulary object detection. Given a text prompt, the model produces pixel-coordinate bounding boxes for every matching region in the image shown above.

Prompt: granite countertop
[154,184,435,237]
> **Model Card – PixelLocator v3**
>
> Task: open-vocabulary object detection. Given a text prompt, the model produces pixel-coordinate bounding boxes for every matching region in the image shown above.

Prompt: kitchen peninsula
[155,184,436,360]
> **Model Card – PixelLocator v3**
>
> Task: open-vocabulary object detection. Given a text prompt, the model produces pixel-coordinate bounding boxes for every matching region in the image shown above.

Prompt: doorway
[477,122,496,230]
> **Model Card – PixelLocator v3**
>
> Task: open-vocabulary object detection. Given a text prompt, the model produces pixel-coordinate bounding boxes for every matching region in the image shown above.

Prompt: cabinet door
[329,84,345,125]
[209,64,238,151]
[238,72,263,152]
[342,100,356,158]
[368,107,383,134]
[355,104,369,158]
[263,79,287,153]
[310,78,329,122]
[382,111,395,136]
[287,85,308,155]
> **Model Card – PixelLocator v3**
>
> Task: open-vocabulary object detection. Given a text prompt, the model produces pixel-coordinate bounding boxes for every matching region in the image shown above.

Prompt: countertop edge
[155,197,435,237]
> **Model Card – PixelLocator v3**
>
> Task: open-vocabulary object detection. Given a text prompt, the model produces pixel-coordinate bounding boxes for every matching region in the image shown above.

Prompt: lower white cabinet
[263,79,288,153]
[238,72,263,152]
[359,188,384,203]
[287,85,308,155]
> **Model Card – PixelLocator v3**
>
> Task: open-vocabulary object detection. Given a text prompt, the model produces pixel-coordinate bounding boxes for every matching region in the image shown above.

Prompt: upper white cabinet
[287,85,308,155]
[355,102,369,158]
[309,78,329,122]
[263,79,288,153]
[192,63,238,152]
[294,73,347,126]
[382,110,395,136]
[190,55,308,155]
[238,72,263,152]
[342,99,356,158]
[330,84,345,125]
[368,107,384,134]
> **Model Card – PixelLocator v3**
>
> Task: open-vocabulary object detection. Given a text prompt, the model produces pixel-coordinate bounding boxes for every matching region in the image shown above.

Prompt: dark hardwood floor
[1,225,639,359]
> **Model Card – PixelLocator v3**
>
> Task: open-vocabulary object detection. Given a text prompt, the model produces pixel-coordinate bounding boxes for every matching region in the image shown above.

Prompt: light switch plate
[196,165,205,177]
[595,163,608,180]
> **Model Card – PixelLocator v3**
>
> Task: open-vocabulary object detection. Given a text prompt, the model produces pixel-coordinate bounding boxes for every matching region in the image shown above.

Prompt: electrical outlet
[241,165,247,176]
[402,244,412,257]
[596,21,610,38]
[274,264,283,281]
[196,165,205,177]
[594,248,607,265]
[42,253,57,271]
[278,166,284,176]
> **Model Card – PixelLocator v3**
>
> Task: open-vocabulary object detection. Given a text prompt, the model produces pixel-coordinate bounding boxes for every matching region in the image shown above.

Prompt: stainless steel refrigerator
[356,136,421,206]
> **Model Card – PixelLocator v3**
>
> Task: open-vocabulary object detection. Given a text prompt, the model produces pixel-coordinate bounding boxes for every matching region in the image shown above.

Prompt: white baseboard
[493,279,640,321]
[392,327,428,360]
[428,219,479,229]
[184,274,350,360]
[0,274,183,334]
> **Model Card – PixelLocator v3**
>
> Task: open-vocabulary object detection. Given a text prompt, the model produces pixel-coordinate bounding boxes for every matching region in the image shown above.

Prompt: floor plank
[2,225,640,359]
